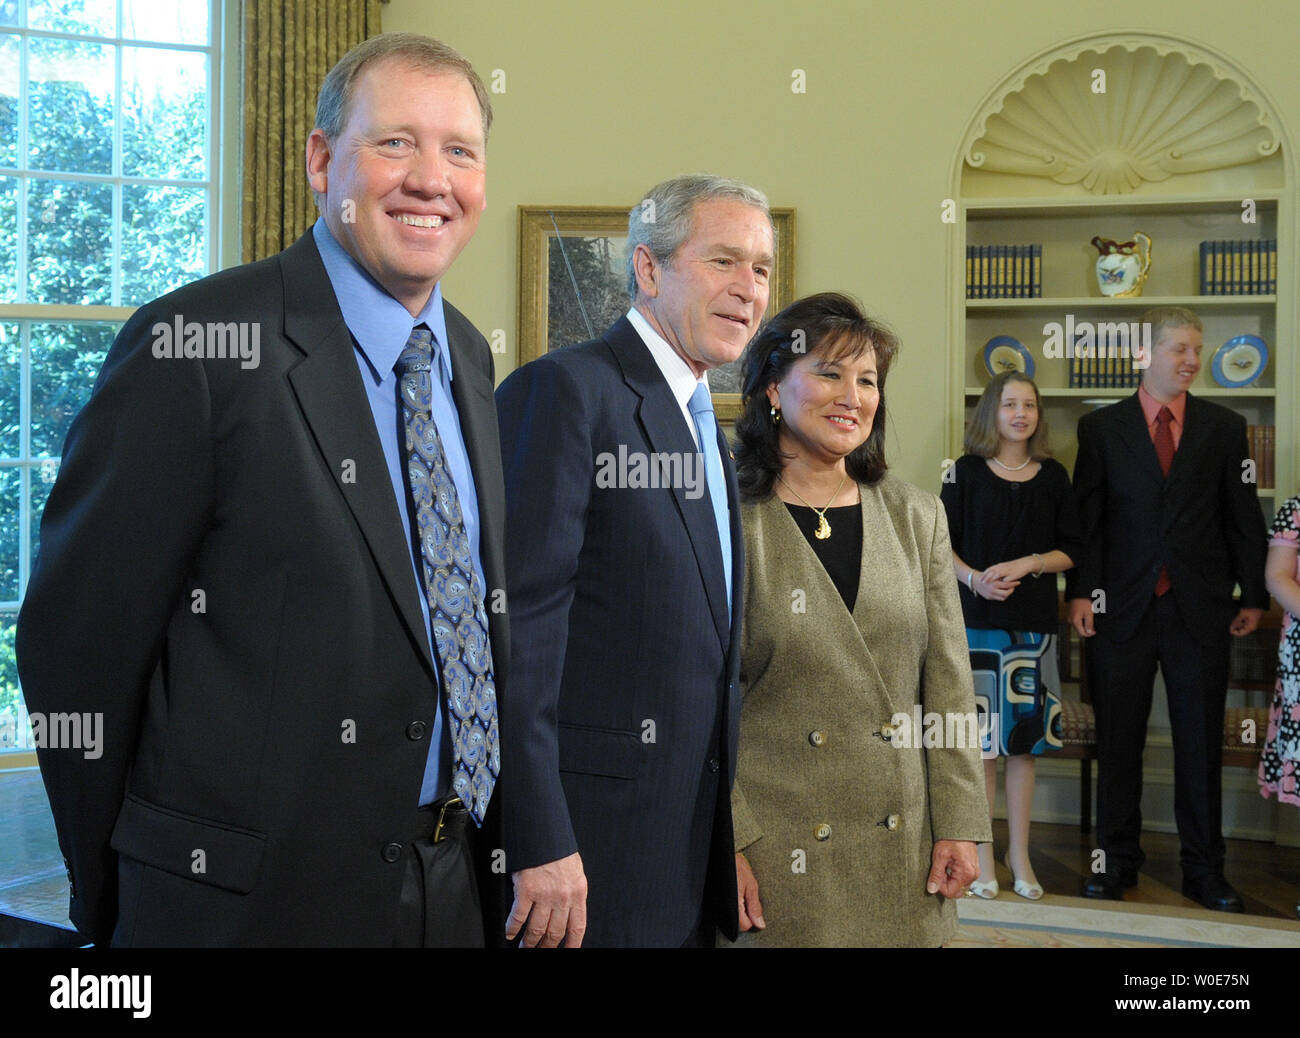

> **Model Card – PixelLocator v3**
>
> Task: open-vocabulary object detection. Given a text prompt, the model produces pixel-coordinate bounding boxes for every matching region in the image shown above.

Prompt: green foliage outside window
[0,30,210,725]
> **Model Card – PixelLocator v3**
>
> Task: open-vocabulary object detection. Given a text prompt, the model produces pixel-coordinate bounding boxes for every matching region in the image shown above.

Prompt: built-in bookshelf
[949,36,1293,515]
[945,30,1298,842]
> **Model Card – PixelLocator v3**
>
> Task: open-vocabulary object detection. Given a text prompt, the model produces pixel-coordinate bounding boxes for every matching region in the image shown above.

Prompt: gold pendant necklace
[778,472,849,539]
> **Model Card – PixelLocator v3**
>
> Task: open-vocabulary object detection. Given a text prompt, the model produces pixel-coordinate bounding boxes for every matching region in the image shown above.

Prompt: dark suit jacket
[16,231,509,947]
[495,315,743,946]
[1065,391,1267,642]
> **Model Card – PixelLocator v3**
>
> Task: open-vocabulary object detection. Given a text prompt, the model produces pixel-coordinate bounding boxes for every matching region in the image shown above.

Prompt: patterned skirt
[1258,619,1300,807]
[965,628,1064,759]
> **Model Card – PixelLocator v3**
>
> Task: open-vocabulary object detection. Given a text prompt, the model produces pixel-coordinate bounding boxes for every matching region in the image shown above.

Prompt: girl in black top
[940,371,1083,900]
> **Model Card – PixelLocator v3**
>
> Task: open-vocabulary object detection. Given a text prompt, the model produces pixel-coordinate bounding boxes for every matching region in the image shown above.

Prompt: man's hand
[736,852,765,932]
[1230,607,1263,637]
[1068,596,1095,638]
[926,840,979,898]
[506,851,587,948]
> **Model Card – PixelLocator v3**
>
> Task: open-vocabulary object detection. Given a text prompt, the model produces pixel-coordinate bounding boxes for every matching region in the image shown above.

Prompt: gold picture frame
[517,205,796,421]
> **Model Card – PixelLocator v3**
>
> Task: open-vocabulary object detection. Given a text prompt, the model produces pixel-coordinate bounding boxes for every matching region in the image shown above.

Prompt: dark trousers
[394,795,486,948]
[1087,594,1230,880]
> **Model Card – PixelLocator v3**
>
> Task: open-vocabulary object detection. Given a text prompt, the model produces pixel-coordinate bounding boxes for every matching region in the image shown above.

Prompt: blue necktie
[396,326,499,824]
[688,382,732,618]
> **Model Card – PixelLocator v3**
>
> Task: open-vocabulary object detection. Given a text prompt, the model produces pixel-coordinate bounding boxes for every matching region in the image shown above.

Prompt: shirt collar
[626,306,709,408]
[312,219,452,385]
[1138,382,1186,428]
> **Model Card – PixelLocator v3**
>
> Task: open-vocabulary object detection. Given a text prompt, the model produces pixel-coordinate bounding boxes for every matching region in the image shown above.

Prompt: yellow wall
[381,0,1299,489]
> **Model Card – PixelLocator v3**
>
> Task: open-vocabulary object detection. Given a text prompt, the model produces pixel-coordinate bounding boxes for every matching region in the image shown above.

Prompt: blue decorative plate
[983,335,1034,379]
[1211,334,1268,388]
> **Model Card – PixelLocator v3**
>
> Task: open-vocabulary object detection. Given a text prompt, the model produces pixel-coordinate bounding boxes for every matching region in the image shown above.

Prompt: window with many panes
[1,0,219,759]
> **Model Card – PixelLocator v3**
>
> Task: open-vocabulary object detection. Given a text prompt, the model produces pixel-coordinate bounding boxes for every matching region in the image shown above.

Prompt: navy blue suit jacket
[495,315,743,946]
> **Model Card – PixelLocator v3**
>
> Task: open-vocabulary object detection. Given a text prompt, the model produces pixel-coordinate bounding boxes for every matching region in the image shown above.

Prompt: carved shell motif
[965,44,1280,194]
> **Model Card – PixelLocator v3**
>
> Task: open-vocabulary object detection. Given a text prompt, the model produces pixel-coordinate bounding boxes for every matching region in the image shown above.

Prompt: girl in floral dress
[1262,495,1300,918]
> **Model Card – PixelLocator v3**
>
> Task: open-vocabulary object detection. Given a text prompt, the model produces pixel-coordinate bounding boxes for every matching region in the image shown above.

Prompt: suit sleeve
[732,530,762,854]
[919,495,993,844]
[1221,413,1269,609]
[15,306,214,943]
[1051,460,1086,567]
[730,782,762,853]
[938,457,963,555]
[1065,413,1105,601]
[495,357,591,871]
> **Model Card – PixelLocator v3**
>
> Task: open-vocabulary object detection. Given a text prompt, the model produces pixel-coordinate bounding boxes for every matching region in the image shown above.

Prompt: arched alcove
[944,31,1296,852]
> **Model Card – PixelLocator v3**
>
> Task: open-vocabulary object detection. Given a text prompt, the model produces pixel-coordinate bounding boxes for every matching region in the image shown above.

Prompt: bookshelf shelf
[966,296,1276,312]
[963,387,1277,399]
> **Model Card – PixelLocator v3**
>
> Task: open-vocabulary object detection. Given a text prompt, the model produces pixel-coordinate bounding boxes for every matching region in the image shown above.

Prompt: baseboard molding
[993,755,1297,845]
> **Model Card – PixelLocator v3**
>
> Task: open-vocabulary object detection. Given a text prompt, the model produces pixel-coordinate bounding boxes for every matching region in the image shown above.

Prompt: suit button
[406,720,427,741]
[381,842,403,863]
[707,758,720,773]
[885,814,901,831]
[809,730,826,747]
[815,823,832,841]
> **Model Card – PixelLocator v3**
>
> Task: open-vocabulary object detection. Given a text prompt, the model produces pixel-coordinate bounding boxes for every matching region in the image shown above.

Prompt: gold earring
[770,405,781,424]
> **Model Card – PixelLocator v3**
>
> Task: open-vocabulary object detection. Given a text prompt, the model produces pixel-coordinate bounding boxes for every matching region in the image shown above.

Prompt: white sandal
[1005,856,1044,900]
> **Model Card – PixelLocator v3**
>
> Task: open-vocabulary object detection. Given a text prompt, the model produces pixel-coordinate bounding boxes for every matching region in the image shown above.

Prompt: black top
[785,502,863,612]
[939,454,1084,633]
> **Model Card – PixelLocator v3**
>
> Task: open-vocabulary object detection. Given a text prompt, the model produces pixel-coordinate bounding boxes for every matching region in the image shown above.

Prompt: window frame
[0,0,240,767]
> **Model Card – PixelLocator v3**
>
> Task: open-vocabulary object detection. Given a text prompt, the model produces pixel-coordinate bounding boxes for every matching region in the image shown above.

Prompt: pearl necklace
[778,473,849,539]
[992,455,1032,472]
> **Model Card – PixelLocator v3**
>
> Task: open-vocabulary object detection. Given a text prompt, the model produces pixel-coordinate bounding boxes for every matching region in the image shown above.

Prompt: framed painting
[517,205,796,420]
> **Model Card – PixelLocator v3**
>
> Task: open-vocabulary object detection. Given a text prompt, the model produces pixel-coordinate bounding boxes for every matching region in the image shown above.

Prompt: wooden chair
[1052,601,1097,832]
[1222,608,1282,768]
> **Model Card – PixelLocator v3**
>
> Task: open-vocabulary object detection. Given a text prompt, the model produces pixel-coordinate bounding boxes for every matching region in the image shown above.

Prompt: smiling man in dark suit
[17,33,507,946]
[1067,305,1267,911]
[496,175,773,947]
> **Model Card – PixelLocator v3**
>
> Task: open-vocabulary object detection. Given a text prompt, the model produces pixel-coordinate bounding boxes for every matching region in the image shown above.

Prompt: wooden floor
[3,765,1300,925]
[987,817,1300,920]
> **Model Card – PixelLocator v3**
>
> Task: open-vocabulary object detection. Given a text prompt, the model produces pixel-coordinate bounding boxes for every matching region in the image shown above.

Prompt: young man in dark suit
[17,34,508,946]
[1067,306,1267,911]
[496,175,773,946]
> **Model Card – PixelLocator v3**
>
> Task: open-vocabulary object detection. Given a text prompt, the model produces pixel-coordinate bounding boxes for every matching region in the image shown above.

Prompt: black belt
[420,793,468,843]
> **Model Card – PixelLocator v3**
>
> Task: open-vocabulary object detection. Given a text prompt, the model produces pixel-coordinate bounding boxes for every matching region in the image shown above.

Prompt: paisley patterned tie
[396,325,499,824]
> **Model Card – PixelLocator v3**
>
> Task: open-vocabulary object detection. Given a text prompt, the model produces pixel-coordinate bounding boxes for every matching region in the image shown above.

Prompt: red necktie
[1154,407,1174,596]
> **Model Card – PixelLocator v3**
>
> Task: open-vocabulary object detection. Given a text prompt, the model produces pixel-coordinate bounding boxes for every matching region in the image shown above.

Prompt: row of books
[1067,352,1142,388]
[1198,240,1277,295]
[966,244,1042,298]
[1247,424,1276,489]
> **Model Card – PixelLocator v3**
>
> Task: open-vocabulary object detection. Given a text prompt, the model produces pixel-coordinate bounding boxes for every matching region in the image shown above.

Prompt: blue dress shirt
[312,219,486,806]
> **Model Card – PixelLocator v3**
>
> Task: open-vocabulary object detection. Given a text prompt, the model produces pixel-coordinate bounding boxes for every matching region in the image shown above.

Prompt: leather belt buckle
[433,795,465,843]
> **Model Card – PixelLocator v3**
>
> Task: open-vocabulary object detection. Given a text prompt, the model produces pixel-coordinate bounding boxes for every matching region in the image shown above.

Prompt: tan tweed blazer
[730,475,992,947]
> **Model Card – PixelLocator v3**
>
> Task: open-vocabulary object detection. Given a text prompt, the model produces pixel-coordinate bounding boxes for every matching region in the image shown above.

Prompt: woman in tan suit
[728,292,992,947]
